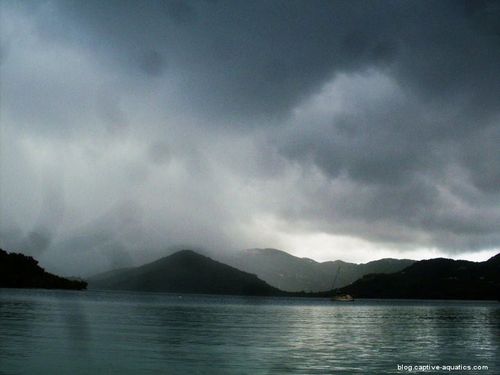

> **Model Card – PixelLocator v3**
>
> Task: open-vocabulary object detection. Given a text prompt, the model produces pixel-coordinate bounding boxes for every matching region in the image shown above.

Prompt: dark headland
[338,253,500,300]
[0,248,87,290]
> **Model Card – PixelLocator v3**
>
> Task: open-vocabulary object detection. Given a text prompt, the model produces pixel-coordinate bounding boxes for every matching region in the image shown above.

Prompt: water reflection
[0,290,499,374]
[0,296,38,363]
[57,297,91,353]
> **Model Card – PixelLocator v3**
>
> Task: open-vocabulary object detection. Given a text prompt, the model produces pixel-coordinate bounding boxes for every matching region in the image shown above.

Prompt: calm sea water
[0,289,498,374]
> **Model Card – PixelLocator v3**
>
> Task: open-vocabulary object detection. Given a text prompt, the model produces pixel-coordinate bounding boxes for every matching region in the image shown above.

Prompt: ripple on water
[0,290,499,374]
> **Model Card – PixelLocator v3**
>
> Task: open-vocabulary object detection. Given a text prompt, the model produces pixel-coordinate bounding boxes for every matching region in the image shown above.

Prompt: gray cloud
[52,1,500,122]
[0,0,499,274]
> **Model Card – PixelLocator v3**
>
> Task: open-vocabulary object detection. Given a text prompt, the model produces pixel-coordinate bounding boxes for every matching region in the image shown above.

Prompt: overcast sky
[1,0,499,275]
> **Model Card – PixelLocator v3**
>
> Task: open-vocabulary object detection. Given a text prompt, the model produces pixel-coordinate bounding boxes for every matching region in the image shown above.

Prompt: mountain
[0,248,87,290]
[339,253,500,300]
[89,250,284,296]
[221,248,415,292]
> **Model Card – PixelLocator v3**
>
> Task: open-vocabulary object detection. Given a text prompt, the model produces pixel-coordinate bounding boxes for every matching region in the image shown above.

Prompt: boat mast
[331,265,341,291]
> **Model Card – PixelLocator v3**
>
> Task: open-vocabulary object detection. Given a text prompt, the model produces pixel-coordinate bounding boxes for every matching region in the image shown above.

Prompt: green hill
[89,250,284,296]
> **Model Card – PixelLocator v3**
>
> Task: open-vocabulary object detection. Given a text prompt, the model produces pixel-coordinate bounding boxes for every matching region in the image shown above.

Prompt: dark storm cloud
[51,1,500,122]
[50,0,408,121]
[274,66,500,250]
[1,0,499,273]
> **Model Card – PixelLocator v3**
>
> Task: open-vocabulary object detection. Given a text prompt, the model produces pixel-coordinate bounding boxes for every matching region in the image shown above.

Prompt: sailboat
[331,265,354,302]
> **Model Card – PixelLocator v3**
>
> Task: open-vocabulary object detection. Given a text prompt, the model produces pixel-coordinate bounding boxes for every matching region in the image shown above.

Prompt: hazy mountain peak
[223,248,415,292]
[89,249,282,296]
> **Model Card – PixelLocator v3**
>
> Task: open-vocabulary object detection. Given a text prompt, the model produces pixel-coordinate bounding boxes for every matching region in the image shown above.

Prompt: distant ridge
[0,249,87,290]
[85,249,500,300]
[221,248,415,292]
[89,250,284,296]
[339,253,500,300]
